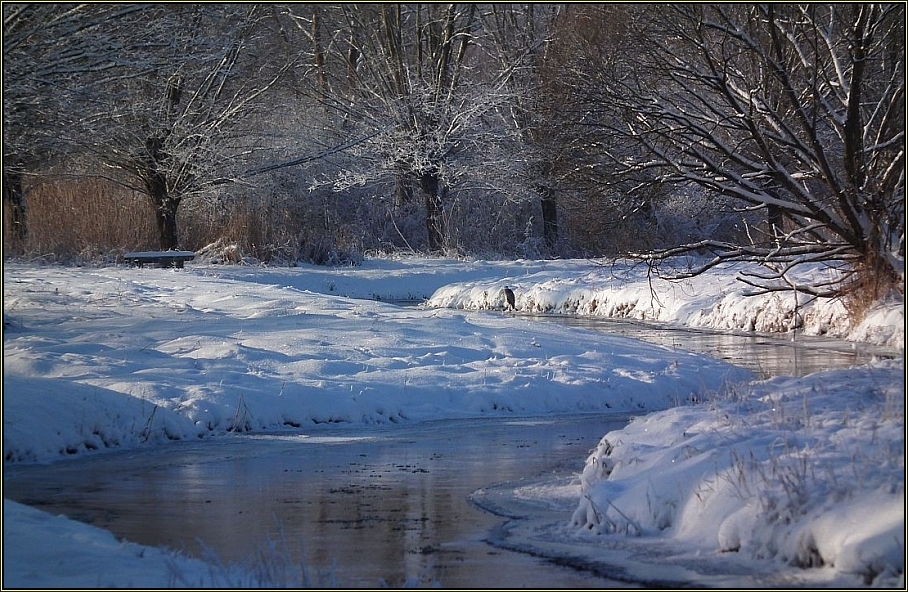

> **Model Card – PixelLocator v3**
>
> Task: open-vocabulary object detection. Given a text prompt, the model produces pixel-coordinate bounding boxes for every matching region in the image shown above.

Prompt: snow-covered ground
[3,255,904,587]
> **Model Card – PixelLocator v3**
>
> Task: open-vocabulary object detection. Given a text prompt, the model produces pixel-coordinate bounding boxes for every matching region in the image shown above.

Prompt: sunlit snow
[3,256,904,587]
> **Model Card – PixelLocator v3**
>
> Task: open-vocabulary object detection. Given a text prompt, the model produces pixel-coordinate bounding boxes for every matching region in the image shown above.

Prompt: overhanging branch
[631,239,859,296]
[240,125,391,178]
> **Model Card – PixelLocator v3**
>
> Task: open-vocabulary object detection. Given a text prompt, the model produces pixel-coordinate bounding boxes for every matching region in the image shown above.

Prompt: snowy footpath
[3,256,904,587]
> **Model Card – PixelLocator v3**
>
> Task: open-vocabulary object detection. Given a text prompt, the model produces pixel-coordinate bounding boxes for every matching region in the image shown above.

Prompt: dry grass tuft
[842,257,904,325]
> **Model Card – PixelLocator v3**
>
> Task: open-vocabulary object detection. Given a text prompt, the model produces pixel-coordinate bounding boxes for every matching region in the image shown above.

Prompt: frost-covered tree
[276,4,529,253]
[3,4,148,244]
[87,5,291,250]
[4,4,290,251]
[480,4,562,252]
[335,4,485,252]
[601,4,904,299]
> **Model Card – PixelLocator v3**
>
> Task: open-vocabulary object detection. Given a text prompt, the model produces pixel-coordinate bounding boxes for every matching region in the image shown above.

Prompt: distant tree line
[3,3,903,299]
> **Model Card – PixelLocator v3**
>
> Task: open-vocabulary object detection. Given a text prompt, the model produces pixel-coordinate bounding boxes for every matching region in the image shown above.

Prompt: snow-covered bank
[3,261,750,463]
[3,499,263,588]
[569,359,904,587]
[425,258,905,349]
[3,256,904,587]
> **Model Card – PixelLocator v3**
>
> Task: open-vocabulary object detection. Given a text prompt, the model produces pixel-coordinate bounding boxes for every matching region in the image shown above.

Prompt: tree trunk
[539,188,558,251]
[148,173,180,251]
[3,167,27,243]
[143,135,181,250]
[535,160,558,251]
[420,169,443,252]
[156,200,179,251]
[312,6,327,100]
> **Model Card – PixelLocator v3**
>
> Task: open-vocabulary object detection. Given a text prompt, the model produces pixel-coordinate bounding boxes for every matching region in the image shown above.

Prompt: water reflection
[527,314,895,379]
[3,415,634,588]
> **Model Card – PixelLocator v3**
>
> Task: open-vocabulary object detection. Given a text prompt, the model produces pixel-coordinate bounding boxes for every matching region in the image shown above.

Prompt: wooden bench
[123,251,196,269]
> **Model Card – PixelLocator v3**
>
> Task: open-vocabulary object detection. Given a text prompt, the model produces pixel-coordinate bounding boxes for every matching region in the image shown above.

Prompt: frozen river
[4,314,896,587]
[529,313,893,380]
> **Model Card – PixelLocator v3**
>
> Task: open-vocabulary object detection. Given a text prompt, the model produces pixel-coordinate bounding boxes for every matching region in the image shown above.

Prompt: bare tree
[6,4,292,251]
[480,4,561,252]
[543,5,656,250]
[505,4,720,257]
[602,4,904,298]
[3,4,150,245]
[278,4,527,253]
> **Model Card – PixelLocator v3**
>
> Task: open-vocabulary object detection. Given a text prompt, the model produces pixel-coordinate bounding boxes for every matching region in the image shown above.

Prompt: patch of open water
[3,414,636,588]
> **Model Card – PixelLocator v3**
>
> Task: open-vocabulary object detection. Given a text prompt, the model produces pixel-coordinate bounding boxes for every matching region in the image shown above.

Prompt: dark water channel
[4,312,898,587]
[4,415,635,588]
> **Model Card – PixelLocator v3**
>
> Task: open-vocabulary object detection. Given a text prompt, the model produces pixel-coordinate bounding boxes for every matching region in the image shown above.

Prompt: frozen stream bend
[4,414,638,588]
[3,257,900,587]
[5,313,896,587]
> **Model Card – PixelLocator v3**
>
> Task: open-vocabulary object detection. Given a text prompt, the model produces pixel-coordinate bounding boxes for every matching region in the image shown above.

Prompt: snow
[2,499,259,588]
[425,258,903,347]
[570,360,904,586]
[3,256,904,587]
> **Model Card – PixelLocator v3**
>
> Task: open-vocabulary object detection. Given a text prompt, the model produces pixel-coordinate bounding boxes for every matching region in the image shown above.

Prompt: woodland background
[3,3,904,301]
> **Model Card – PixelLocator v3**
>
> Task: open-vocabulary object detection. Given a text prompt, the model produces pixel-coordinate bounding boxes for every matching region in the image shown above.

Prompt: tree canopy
[3,3,903,300]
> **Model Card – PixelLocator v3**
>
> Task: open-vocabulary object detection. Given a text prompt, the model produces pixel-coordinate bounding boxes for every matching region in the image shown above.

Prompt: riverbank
[3,256,904,587]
